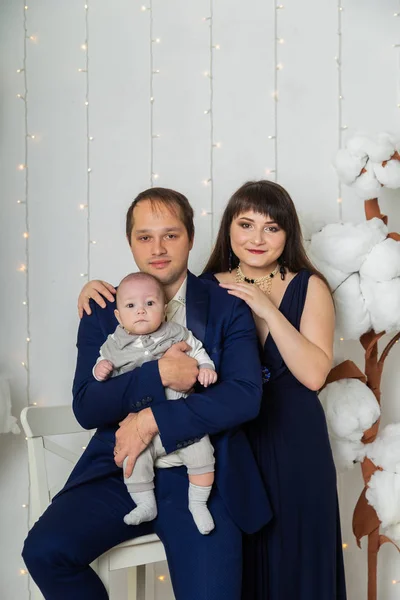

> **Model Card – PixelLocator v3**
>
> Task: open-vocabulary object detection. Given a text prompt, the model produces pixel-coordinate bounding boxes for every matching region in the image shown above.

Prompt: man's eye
[147,301,154,306]
[139,236,150,242]
[165,234,177,239]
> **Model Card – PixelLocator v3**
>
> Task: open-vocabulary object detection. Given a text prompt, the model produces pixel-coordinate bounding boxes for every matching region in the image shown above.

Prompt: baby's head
[114,272,166,335]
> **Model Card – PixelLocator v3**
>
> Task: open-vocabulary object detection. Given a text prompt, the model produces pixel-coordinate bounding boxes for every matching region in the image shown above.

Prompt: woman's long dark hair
[203,180,329,288]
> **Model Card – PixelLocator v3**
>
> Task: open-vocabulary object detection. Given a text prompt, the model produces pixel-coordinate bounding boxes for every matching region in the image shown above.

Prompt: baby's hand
[94,359,114,381]
[197,368,218,388]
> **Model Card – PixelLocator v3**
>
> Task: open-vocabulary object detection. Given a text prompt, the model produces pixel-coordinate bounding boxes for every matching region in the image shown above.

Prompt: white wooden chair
[21,405,166,600]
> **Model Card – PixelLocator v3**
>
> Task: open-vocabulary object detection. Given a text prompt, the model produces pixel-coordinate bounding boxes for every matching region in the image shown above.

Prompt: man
[23,188,272,599]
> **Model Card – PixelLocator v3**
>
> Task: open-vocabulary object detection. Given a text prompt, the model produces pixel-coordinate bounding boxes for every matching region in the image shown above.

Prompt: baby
[93,272,218,535]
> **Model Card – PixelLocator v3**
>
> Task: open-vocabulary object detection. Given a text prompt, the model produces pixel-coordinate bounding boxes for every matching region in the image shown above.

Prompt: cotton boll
[367,134,394,163]
[334,274,372,339]
[360,238,400,281]
[361,276,400,333]
[366,423,400,473]
[351,161,382,201]
[306,247,348,290]
[384,523,400,544]
[334,149,367,184]
[346,133,374,159]
[329,437,366,472]
[299,214,326,242]
[319,378,380,442]
[373,159,400,189]
[310,218,387,273]
[366,470,400,530]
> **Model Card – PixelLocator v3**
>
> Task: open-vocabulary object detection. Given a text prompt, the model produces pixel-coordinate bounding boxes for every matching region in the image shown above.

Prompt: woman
[78,180,346,599]
[203,180,346,600]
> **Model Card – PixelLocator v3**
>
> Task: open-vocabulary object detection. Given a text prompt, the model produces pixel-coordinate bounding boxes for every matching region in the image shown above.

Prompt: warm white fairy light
[200,1,216,245]
[81,2,92,282]
[157,575,166,582]
[147,0,158,187]
[336,0,344,221]
[270,4,282,183]
[19,7,33,593]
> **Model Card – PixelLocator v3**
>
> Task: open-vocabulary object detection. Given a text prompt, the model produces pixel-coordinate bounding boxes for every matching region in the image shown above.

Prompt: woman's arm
[261,276,334,390]
[78,280,116,318]
[220,275,334,391]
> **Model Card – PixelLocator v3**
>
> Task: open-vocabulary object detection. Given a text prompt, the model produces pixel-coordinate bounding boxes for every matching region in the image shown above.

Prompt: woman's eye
[239,223,251,229]
[265,227,279,233]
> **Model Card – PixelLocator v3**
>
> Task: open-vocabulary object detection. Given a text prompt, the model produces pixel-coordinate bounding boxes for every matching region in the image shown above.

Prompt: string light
[147,0,158,186]
[342,542,348,549]
[337,0,344,221]
[82,2,91,282]
[270,3,282,182]
[204,0,216,242]
[157,575,166,582]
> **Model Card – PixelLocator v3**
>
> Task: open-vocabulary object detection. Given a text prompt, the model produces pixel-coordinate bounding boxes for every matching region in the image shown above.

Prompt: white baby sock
[124,490,158,526]
[188,483,215,535]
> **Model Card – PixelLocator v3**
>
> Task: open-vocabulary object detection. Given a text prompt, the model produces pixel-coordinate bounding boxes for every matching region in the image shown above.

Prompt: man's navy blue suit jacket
[62,271,272,534]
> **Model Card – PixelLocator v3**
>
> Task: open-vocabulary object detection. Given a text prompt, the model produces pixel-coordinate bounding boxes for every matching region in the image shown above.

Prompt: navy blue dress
[241,269,346,600]
[202,270,346,600]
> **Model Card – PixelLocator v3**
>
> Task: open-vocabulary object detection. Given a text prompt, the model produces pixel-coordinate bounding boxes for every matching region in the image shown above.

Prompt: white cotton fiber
[299,214,326,242]
[366,470,400,530]
[346,133,375,159]
[310,218,387,273]
[366,423,400,473]
[306,247,348,291]
[319,378,380,442]
[333,274,371,339]
[334,149,367,184]
[360,277,400,333]
[329,437,366,472]
[351,161,382,201]
[373,159,400,189]
[360,238,400,282]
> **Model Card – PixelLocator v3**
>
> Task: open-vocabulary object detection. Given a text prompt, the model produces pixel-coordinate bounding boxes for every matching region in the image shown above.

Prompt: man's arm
[151,298,263,454]
[72,301,166,430]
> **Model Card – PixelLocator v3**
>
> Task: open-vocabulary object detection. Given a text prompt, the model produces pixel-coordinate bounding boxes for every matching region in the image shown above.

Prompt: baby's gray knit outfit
[95,321,215,491]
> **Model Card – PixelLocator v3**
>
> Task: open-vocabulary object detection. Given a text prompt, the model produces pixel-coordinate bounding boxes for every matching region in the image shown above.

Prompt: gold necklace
[235,263,280,294]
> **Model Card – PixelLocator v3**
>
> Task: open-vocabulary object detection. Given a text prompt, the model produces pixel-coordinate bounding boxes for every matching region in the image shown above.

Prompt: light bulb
[23,232,29,238]
[81,43,87,50]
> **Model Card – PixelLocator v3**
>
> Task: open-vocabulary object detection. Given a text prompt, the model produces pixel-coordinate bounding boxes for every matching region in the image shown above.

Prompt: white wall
[0,1,399,598]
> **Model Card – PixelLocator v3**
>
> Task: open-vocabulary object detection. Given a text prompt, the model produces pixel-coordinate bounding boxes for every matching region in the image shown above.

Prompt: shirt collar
[169,276,187,306]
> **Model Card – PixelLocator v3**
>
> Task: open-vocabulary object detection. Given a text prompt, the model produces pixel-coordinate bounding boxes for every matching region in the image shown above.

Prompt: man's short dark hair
[126,187,195,242]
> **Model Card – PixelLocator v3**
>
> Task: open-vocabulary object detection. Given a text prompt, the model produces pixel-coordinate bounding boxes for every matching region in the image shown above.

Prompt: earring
[279,258,286,280]
[228,249,233,273]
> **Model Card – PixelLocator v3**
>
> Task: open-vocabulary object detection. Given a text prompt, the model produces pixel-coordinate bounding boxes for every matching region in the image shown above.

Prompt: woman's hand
[78,280,116,318]
[219,281,274,321]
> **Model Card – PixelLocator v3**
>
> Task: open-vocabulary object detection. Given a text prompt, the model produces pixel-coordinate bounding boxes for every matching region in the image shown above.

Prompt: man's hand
[114,409,158,478]
[94,359,114,381]
[158,341,199,393]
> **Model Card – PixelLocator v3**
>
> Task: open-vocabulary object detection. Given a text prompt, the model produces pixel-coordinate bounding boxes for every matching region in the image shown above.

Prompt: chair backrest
[20,405,89,526]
